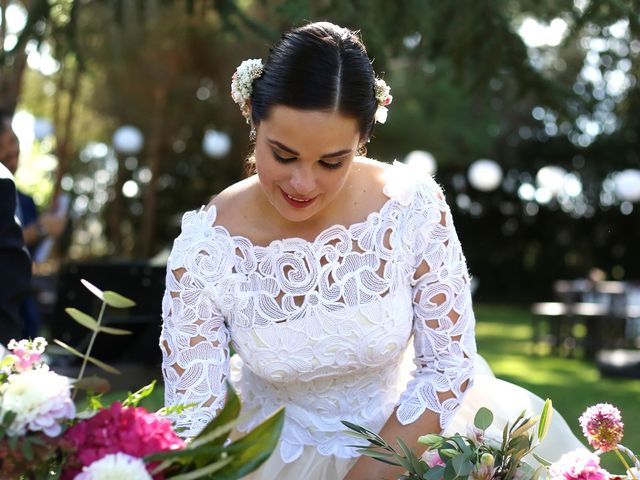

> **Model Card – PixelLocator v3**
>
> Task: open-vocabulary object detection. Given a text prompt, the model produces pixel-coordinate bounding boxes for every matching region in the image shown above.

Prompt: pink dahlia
[579,403,624,452]
[549,449,610,480]
[61,402,185,479]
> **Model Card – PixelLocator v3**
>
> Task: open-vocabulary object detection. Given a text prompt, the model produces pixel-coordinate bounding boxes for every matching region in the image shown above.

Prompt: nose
[289,165,316,196]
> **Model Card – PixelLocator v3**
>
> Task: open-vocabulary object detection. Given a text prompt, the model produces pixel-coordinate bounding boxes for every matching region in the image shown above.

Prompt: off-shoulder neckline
[201,193,396,251]
[195,160,433,251]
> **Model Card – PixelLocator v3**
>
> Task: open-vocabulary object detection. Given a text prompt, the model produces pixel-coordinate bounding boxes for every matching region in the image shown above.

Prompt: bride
[159,21,584,480]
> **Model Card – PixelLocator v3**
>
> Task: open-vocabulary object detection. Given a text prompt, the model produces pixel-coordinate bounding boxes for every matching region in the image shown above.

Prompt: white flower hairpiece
[230,58,264,124]
[374,78,393,124]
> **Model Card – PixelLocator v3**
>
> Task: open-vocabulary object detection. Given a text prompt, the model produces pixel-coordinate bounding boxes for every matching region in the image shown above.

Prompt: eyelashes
[272,151,343,170]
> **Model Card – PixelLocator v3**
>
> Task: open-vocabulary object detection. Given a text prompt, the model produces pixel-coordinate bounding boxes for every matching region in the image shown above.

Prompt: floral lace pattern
[160,161,476,463]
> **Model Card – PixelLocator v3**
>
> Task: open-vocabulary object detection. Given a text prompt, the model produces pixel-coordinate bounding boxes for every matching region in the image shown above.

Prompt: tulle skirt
[242,356,586,480]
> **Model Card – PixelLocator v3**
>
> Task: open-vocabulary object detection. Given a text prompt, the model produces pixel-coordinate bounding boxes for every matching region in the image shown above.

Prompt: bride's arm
[345,181,476,480]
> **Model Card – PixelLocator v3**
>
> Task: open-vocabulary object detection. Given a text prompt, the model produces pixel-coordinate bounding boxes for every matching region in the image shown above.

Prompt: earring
[249,127,256,142]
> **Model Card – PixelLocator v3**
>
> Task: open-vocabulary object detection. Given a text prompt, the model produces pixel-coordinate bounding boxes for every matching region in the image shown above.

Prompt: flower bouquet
[0,280,284,480]
[342,400,553,480]
[546,403,639,480]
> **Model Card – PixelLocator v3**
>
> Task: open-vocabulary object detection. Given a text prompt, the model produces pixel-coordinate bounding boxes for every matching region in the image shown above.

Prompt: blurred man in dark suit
[0,150,32,348]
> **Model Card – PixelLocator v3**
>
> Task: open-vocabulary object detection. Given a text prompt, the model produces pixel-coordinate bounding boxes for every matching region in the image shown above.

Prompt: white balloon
[403,150,437,175]
[614,169,640,202]
[113,125,144,154]
[203,130,231,158]
[468,159,503,192]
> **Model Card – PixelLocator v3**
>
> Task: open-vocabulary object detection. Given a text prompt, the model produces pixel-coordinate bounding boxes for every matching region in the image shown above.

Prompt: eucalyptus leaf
[65,308,99,331]
[474,407,494,430]
[103,290,136,308]
[81,279,104,301]
[52,339,120,374]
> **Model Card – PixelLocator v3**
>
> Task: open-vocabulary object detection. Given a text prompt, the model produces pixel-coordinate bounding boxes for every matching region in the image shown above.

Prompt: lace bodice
[160,161,476,463]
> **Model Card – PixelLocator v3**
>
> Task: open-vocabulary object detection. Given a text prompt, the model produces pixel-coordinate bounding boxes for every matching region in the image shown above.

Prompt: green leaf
[88,394,105,411]
[165,455,234,480]
[157,402,197,417]
[532,453,552,467]
[396,437,423,473]
[211,406,285,480]
[192,384,241,448]
[65,308,100,331]
[443,460,457,480]
[122,381,156,407]
[65,308,131,335]
[103,290,136,308]
[53,339,120,374]
[537,399,553,441]
[356,449,402,467]
[451,454,473,477]
[1,410,17,428]
[8,435,18,451]
[21,438,34,461]
[81,279,104,301]
[474,407,493,430]
[424,465,445,480]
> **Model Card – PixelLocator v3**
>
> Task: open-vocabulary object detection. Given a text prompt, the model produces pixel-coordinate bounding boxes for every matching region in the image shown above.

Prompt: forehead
[261,105,360,150]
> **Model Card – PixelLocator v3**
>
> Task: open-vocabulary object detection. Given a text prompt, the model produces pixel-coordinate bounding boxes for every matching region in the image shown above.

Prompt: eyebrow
[267,139,353,159]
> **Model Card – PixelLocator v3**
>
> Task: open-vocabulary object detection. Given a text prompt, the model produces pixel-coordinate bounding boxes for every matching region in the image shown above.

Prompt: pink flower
[423,449,445,468]
[61,402,185,479]
[579,403,624,452]
[549,449,610,480]
[7,337,47,372]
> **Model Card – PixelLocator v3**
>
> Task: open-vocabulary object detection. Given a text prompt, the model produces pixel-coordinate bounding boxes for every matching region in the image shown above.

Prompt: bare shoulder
[206,175,259,232]
[349,157,392,208]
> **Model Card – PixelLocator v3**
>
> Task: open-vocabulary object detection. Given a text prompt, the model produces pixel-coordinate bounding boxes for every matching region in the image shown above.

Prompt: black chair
[50,261,166,365]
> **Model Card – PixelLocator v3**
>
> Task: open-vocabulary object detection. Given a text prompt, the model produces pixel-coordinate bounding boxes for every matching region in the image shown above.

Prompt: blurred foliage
[1,0,639,295]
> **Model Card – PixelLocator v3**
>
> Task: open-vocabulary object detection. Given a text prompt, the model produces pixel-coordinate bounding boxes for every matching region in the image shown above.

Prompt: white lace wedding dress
[160,161,584,480]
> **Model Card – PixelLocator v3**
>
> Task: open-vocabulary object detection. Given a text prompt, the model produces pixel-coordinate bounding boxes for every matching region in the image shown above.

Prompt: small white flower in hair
[230,58,264,123]
[374,78,392,124]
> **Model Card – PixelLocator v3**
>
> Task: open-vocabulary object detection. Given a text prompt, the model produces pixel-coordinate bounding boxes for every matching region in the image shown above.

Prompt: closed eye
[320,160,343,170]
[273,151,296,163]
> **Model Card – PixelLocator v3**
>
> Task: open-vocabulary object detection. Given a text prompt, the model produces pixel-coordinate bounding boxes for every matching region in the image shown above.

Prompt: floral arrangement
[547,403,639,480]
[0,280,284,479]
[230,58,264,124]
[374,78,393,124]
[343,400,553,480]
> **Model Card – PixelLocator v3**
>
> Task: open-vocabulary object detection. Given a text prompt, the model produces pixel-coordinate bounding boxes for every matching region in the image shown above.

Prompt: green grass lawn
[475,303,640,473]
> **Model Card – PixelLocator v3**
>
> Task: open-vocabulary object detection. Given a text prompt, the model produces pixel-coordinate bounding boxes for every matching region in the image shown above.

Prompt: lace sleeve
[159,208,233,438]
[396,180,476,430]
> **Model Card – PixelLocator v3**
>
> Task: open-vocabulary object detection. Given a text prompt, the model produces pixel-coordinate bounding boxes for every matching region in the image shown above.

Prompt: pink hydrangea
[549,449,610,480]
[61,402,185,479]
[579,403,624,452]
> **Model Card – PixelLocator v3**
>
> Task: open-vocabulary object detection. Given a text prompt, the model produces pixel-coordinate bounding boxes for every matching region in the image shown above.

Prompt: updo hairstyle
[250,22,378,142]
